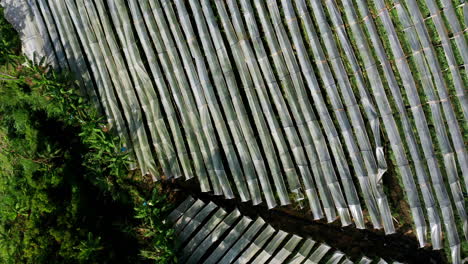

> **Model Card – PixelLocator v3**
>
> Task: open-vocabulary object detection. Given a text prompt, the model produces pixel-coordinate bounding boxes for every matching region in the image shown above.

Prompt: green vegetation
[0,7,176,264]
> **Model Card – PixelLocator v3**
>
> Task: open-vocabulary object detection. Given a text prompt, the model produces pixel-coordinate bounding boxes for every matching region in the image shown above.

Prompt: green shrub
[0,8,176,264]
[0,7,20,63]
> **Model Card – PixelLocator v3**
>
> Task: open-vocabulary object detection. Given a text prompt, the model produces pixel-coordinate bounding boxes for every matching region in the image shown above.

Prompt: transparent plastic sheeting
[269,235,302,264]
[359,256,373,264]
[0,0,55,65]
[325,251,345,264]
[4,0,467,262]
[168,196,391,264]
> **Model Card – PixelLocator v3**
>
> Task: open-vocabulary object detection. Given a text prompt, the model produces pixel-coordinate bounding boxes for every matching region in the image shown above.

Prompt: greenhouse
[0,0,466,263]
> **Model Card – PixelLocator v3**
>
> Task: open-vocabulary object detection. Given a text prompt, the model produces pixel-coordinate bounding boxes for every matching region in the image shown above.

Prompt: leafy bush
[0,8,176,264]
[135,190,177,263]
[0,7,20,63]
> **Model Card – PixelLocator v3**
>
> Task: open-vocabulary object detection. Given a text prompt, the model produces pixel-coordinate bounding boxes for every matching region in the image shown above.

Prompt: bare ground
[155,178,447,264]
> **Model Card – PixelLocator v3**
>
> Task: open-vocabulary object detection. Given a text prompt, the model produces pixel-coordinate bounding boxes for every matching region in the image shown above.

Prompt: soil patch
[160,180,447,263]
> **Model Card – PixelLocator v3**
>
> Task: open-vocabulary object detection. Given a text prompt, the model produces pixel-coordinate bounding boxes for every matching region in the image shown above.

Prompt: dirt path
[161,180,447,263]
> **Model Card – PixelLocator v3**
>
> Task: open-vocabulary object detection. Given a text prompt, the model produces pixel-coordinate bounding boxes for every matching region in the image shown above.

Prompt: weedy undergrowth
[0,7,176,263]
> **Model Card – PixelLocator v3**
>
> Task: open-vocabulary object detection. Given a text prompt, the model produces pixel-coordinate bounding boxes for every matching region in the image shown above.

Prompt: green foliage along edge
[0,7,176,264]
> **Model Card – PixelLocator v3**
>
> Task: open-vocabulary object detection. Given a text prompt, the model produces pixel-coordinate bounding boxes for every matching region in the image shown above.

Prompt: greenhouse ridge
[2,0,466,262]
